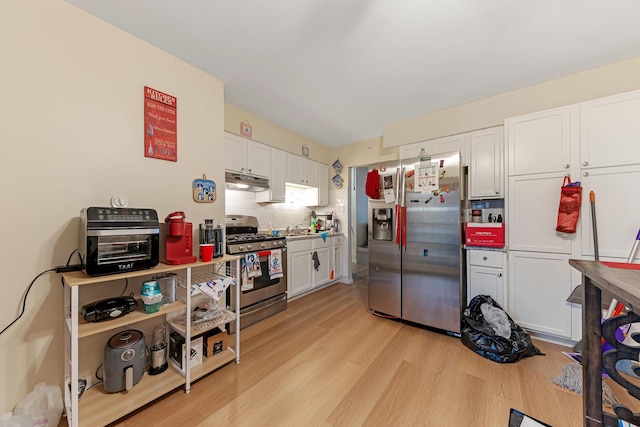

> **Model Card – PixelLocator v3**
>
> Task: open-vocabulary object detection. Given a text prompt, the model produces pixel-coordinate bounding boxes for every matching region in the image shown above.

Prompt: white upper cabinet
[508,172,573,254]
[430,133,470,166]
[469,126,504,199]
[316,163,329,206]
[256,148,287,203]
[399,133,470,166]
[506,106,573,176]
[287,154,318,187]
[399,140,433,160]
[580,90,640,169]
[224,132,270,178]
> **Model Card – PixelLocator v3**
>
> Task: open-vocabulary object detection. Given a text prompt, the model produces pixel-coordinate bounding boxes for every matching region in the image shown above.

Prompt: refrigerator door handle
[400,167,407,250]
[395,166,401,248]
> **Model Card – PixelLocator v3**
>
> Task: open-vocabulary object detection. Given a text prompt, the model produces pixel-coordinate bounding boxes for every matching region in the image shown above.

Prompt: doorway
[348,166,370,269]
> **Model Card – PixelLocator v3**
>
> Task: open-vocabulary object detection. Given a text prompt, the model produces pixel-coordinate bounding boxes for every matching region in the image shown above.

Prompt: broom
[572,191,599,353]
[551,191,619,404]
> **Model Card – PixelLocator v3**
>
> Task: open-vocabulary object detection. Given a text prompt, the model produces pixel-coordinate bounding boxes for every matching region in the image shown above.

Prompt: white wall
[0,1,225,412]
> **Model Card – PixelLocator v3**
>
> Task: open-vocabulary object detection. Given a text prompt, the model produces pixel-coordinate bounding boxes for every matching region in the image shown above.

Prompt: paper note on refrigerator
[383,189,395,203]
[416,164,438,193]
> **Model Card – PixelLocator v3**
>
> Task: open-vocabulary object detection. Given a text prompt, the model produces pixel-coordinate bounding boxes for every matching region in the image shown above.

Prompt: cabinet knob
[482,256,487,261]
[583,172,589,177]
[495,191,499,195]
[583,161,589,167]
[498,273,502,278]
[564,164,570,169]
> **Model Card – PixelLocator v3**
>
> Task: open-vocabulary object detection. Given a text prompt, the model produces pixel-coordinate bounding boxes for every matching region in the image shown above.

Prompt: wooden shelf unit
[570,259,640,427]
[62,255,241,427]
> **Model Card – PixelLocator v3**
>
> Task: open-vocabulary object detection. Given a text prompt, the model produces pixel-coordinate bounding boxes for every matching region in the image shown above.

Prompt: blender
[148,324,168,375]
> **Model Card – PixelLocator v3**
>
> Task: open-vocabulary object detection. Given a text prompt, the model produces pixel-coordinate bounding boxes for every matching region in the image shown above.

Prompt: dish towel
[312,251,320,271]
[245,253,262,278]
[241,258,254,291]
[269,249,283,279]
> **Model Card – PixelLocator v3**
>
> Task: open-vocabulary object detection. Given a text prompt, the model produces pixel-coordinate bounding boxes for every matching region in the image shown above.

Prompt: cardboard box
[169,332,202,371]
[203,328,227,357]
[465,223,505,248]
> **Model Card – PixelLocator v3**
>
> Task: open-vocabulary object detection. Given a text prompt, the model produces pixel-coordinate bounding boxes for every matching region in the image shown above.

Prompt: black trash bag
[461,295,544,363]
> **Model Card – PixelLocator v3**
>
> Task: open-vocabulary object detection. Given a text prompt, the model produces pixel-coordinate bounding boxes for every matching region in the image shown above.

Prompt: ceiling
[66,0,640,148]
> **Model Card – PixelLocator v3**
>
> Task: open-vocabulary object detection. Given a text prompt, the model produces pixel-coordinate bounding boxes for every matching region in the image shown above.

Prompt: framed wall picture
[240,120,252,138]
[302,146,309,157]
[144,86,177,162]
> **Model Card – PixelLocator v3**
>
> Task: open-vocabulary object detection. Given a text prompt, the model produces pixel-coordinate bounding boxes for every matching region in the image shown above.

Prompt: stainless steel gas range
[225,215,287,332]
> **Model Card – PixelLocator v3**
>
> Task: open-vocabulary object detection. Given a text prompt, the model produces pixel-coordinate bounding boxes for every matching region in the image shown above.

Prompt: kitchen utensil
[149,325,168,375]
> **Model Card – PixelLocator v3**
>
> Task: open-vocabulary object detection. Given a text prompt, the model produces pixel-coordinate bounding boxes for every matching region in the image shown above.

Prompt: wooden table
[570,259,640,427]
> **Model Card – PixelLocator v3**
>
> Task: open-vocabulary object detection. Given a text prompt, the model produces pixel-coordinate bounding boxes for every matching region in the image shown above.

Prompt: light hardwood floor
[102,264,637,427]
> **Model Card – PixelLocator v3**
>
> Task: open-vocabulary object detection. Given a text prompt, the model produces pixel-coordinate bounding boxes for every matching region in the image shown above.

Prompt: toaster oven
[80,207,160,276]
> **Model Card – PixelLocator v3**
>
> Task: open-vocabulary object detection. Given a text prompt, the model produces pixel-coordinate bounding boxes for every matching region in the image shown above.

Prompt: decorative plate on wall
[193,175,216,203]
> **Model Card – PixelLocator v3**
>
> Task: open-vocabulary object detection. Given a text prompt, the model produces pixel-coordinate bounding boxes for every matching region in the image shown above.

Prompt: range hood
[225,170,269,192]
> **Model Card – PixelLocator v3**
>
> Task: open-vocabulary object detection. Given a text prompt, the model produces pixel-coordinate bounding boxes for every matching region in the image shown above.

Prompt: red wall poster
[144,86,177,161]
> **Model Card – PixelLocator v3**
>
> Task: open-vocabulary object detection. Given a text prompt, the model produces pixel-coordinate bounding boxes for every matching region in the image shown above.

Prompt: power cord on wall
[0,249,81,336]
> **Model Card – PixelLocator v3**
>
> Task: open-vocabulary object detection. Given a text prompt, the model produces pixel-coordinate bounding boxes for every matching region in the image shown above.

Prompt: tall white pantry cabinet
[505,89,640,342]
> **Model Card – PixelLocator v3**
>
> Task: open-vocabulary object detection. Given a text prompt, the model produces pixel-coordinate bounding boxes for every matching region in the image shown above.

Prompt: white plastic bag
[13,383,63,427]
[0,412,32,427]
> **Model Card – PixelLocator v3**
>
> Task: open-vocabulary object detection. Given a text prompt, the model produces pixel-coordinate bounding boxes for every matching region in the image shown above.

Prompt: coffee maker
[160,212,197,265]
[199,219,224,258]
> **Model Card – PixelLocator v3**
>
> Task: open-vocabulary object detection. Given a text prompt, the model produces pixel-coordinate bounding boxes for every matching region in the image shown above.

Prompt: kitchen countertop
[285,232,343,241]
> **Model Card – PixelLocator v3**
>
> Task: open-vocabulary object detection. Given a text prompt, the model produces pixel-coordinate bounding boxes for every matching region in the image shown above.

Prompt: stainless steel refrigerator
[367,151,466,334]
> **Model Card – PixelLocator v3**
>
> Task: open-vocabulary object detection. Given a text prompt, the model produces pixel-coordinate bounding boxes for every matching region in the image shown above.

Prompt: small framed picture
[302,146,310,158]
[240,120,252,138]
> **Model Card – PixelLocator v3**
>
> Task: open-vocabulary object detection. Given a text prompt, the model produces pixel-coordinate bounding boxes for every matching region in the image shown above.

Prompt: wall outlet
[302,214,309,220]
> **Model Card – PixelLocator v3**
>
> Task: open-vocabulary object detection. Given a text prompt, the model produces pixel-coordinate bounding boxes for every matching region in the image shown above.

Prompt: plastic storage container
[13,383,63,427]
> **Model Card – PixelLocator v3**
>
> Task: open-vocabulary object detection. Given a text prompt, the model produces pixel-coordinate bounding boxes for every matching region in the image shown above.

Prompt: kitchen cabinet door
[508,172,573,254]
[399,140,433,160]
[224,133,247,173]
[289,249,312,297]
[246,141,271,178]
[431,133,470,167]
[224,133,270,178]
[580,89,640,169]
[333,236,344,280]
[316,163,329,206]
[468,265,503,307]
[304,159,319,187]
[287,154,303,184]
[508,251,573,338]
[312,246,331,287]
[256,148,286,203]
[580,164,640,260]
[469,126,504,199]
[506,106,573,176]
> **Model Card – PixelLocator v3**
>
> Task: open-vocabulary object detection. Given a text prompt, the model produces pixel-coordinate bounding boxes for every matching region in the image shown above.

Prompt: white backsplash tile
[226,187,350,232]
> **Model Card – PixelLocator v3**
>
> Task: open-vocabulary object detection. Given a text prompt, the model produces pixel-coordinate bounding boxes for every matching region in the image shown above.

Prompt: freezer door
[368,238,401,316]
[401,153,464,333]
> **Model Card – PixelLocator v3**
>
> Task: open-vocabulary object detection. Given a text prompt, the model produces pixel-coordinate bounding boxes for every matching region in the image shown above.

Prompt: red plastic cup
[200,244,214,262]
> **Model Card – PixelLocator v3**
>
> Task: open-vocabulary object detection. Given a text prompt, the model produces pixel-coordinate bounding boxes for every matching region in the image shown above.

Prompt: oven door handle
[239,294,287,317]
[87,228,159,236]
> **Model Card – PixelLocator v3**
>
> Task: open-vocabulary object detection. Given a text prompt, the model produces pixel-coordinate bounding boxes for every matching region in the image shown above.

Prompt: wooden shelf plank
[77,301,185,338]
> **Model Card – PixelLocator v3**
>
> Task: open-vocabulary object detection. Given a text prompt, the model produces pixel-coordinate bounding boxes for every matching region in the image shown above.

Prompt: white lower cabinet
[287,235,344,298]
[312,246,332,287]
[508,251,573,338]
[333,235,344,280]
[467,249,504,306]
[288,239,313,297]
